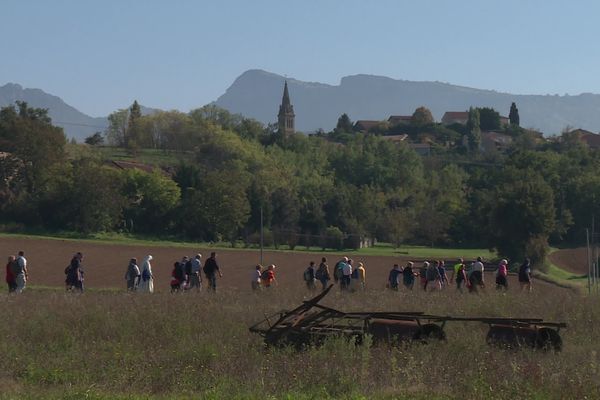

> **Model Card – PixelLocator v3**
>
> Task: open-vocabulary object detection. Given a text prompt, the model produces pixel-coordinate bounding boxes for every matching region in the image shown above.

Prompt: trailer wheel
[536,328,562,352]
[413,323,446,343]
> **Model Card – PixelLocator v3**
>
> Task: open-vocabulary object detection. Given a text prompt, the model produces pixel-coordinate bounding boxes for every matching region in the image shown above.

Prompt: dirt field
[1,236,558,294]
[548,247,589,275]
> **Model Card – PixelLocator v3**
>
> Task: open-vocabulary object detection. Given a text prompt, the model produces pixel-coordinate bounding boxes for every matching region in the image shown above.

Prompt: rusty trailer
[248,285,566,351]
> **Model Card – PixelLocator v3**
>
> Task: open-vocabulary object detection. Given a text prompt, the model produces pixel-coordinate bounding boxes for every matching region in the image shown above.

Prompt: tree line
[1,100,599,269]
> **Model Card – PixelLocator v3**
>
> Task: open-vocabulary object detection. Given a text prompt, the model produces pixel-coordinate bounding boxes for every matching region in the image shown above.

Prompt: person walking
[138,255,154,293]
[341,259,353,291]
[5,255,17,293]
[181,256,191,289]
[14,251,28,293]
[334,257,348,284]
[454,261,468,293]
[469,257,485,293]
[262,264,277,288]
[518,258,532,292]
[388,264,402,291]
[451,258,466,291]
[125,257,140,291]
[251,265,262,291]
[426,261,442,291]
[171,261,183,293]
[438,260,448,289]
[304,261,317,291]
[65,252,84,292]
[188,254,202,292]
[203,252,222,291]
[419,262,428,291]
[316,257,330,291]
[495,259,509,291]
[351,262,366,291]
[402,261,416,290]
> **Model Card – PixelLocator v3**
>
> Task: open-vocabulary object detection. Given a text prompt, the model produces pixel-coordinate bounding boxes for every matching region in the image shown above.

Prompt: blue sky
[2,0,600,117]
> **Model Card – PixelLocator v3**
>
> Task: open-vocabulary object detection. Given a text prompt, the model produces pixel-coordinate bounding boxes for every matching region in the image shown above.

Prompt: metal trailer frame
[249,285,567,351]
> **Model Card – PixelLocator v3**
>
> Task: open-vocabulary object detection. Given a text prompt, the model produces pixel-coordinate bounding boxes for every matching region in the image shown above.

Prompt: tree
[105,109,129,146]
[84,132,105,146]
[121,169,181,233]
[509,102,520,126]
[126,100,142,155]
[466,107,481,152]
[477,107,501,131]
[335,113,353,133]
[488,168,556,268]
[411,106,434,126]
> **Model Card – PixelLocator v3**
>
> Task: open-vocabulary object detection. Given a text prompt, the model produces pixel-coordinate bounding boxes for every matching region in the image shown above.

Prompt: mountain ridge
[215,70,600,135]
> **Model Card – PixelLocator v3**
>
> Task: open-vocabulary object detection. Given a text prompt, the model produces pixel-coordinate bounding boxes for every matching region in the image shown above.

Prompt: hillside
[0,83,108,141]
[215,69,600,135]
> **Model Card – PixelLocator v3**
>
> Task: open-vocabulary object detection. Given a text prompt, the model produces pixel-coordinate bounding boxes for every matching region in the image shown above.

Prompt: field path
[0,236,560,294]
[548,248,588,275]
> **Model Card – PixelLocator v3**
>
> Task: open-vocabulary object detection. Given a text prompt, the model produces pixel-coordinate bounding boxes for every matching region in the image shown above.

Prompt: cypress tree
[509,102,520,126]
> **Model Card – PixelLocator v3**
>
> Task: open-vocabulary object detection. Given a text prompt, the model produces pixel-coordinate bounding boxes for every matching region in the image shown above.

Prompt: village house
[387,115,412,126]
[354,120,382,132]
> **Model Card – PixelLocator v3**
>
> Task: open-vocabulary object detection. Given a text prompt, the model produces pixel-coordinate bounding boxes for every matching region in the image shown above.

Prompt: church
[277,81,295,136]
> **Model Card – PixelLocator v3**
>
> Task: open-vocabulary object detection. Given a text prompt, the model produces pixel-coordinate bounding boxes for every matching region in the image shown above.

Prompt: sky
[2,0,600,117]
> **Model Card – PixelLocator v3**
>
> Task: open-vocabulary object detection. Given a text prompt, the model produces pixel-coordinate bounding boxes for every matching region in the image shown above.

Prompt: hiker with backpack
[402,261,416,290]
[334,257,348,284]
[437,260,448,289]
[203,252,222,291]
[5,255,17,293]
[468,257,485,293]
[351,262,366,291]
[124,257,141,291]
[262,264,277,288]
[303,261,317,290]
[453,259,468,293]
[181,256,191,290]
[138,255,154,293]
[316,257,330,291]
[388,264,402,291]
[495,259,509,291]
[518,258,532,292]
[13,251,28,293]
[425,261,442,291]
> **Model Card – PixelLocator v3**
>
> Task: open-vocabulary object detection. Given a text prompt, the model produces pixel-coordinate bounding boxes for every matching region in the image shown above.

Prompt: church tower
[277,81,295,136]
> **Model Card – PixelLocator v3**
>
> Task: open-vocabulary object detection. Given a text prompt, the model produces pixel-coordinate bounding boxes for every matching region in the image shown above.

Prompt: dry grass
[1,285,599,399]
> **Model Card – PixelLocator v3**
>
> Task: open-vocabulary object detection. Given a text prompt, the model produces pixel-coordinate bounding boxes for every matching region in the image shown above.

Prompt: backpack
[185,260,192,275]
[261,270,270,280]
[315,268,323,280]
[303,268,312,281]
[351,268,359,279]
[142,268,150,282]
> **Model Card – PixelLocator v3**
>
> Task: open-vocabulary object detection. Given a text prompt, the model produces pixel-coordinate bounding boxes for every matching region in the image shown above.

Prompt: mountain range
[3,70,600,140]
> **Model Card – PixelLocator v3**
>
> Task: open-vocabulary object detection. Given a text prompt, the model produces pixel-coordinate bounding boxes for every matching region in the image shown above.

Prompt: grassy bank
[1,285,598,399]
[0,231,495,260]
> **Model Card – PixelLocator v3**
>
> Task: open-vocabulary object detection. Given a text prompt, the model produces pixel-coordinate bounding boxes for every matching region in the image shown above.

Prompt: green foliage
[477,107,501,131]
[466,107,481,151]
[411,106,434,126]
[509,102,520,126]
[84,132,104,146]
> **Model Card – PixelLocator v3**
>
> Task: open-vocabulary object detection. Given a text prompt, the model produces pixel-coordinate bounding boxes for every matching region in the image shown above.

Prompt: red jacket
[6,262,15,284]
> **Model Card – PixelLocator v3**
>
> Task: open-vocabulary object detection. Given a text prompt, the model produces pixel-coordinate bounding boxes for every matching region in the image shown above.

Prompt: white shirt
[342,263,352,276]
[472,261,484,273]
[17,256,27,269]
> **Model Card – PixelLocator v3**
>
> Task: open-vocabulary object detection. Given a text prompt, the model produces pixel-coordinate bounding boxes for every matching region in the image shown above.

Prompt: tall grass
[1,285,598,399]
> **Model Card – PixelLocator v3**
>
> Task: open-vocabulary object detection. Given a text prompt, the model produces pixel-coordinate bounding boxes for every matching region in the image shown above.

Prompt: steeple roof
[282,81,291,107]
[278,80,294,116]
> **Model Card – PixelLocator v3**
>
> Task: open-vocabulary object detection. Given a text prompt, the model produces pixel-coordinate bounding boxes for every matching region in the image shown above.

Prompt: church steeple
[278,81,295,136]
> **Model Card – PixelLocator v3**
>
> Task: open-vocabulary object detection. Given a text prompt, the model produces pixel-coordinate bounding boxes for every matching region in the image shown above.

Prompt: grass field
[1,284,598,399]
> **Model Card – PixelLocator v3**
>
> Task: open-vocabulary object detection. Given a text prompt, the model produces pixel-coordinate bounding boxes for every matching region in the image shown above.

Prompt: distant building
[381,134,408,143]
[499,116,510,126]
[441,111,469,125]
[570,129,600,149]
[480,131,513,152]
[354,120,381,132]
[387,115,412,126]
[277,81,295,136]
[408,143,432,156]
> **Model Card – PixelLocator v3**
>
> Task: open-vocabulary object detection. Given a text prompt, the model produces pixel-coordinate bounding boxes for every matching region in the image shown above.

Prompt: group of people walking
[385,257,533,293]
[5,249,534,295]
